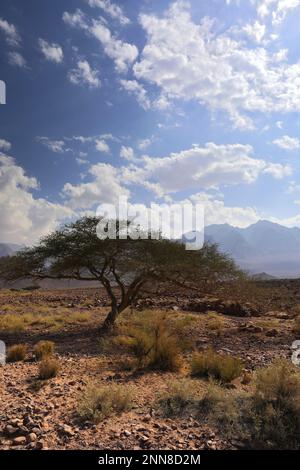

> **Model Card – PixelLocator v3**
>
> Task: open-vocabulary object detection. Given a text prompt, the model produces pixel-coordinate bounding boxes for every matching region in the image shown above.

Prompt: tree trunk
[100,305,119,332]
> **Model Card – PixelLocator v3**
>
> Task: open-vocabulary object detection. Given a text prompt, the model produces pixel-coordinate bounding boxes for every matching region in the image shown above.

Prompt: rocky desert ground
[0,280,299,451]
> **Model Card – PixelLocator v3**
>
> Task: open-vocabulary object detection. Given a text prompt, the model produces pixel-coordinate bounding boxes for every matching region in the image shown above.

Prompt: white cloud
[0,139,11,151]
[134,1,300,129]
[188,192,260,228]
[120,145,135,161]
[90,21,138,73]
[62,163,129,209]
[68,60,101,89]
[63,10,137,73]
[63,9,87,29]
[0,154,72,244]
[286,180,300,193]
[272,134,300,150]
[86,0,130,25]
[0,18,20,46]
[138,138,153,150]
[8,51,26,68]
[122,143,291,196]
[37,137,67,154]
[119,79,150,109]
[252,0,300,25]
[242,21,266,43]
[38,39,63,63]
[95,139,110,153]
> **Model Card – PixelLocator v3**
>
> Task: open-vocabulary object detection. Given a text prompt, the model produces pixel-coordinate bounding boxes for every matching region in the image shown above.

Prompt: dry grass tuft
[34,340,55,360]
[38,357,60,380]
[191,348,243,383]
[77,383,132,423]
[7,343,27,362]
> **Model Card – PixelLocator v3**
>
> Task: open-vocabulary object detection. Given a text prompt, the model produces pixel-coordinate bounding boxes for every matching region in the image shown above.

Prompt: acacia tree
[0,217,242,330]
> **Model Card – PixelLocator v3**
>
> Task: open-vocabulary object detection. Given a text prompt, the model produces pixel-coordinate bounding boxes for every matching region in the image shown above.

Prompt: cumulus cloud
[63,9,87,29]
[0,154,73,244]
[86,0,130,25]
[0,139,11,151]
[188,192,260,228]
[62,163,129,209]
[272,134,300,150]
[252,0,300,25]
[38,39,63,63]
[0,18,20,46]
[68,60,101,89]
[36,137,67,154]
[63,10,137,73]
[90,21,138,72]
[8,51,26,68]
[133,1,300,129]
[119,79,150,109]
[120,146,135,161]
[95,139,110,153]
[122,143,291,196]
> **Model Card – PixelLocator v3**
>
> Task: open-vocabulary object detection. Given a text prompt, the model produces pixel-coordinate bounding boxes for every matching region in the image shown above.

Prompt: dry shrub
[7,343,27,362]
[191,348,243,383]
[252,359,300,448]
[0,315,25,334]
[206,312,225,336]
[202,359,300,449]
[158,379,198,416]
[34,340,55,360]
[294,316,300,334]
[130,317,182,371]
[38,357,59,380]
[77,383,132,423]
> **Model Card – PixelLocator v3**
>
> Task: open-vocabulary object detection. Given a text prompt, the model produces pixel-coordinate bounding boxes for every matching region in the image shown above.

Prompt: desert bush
[158,379,198,416]
[191,348,243,383]
[201,360,300,449]
[251,359,300,448]
[34,340,55,360]
[77,383,132,423]
[38,357,59,380]
[0,315,25,334]
[206,312,225,335]
[294,315,300,334]
[7,343,27,362]
[130,317,182,371]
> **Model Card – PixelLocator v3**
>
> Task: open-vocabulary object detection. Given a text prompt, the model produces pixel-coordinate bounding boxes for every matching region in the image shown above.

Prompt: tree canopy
[0,217,243,329]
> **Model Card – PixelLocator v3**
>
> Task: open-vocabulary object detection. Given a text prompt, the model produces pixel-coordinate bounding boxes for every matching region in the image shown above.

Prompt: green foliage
[0,217,243,328]
[191,348,243,383]
[77,383,132,423]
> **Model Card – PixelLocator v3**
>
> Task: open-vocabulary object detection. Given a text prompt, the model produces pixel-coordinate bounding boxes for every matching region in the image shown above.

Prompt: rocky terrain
[0,282,299,450]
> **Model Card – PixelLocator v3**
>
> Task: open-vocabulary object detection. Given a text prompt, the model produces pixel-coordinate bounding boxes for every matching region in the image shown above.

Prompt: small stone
[60,424,75,437]
[12,436,26,446]
[35,441,44,450]
[124,430,131,437]
[27,433,37,443]
[5,425,18,436]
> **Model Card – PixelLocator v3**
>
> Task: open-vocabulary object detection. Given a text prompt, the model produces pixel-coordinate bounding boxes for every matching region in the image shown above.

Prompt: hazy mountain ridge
[205,220,300,278]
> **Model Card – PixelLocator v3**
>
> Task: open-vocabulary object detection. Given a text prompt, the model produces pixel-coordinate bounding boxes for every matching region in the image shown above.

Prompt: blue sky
[1,0,300,243]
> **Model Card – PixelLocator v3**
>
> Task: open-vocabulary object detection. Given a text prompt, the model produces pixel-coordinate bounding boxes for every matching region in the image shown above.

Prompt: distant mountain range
[2,220,300,280]
[0,243,22,258]
[205,220,300,278]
